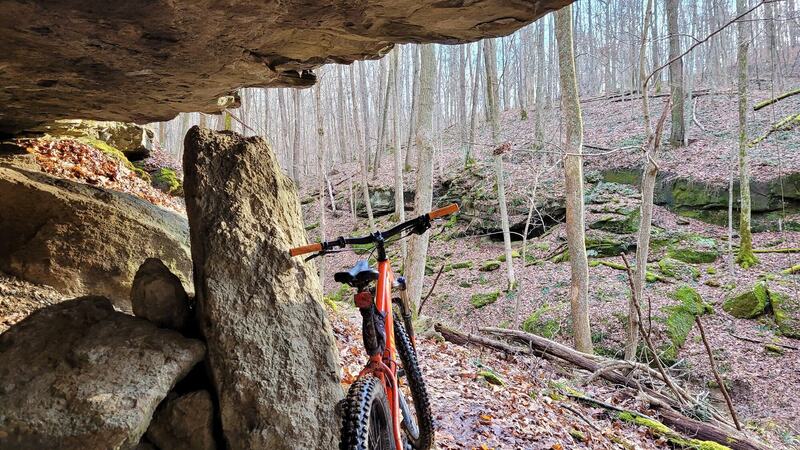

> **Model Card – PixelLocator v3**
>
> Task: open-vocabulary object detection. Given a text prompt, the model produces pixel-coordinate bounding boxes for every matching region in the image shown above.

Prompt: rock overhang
[0,0,572,135]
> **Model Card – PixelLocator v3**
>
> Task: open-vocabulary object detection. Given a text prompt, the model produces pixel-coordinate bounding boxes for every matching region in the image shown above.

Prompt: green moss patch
[660,286,713,363]
[723,281,769,319]
[617,411,731,450]
[151,167,184,196]
[658,257,700,281]
[666,234,719,264]
[496,250,520,262]
[77,137,135,170]
[471,291,500,308]
[479,260,501,272]
[521,305,560,338]
[443,261,473,272]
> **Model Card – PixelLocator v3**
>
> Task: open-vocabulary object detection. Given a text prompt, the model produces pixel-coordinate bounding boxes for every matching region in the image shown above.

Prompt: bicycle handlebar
[288,203,460,257]
[288,243,323,257]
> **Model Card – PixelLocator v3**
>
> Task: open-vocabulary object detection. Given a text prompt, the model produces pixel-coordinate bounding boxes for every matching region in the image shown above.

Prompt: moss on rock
[521,305,560,338]
[151,167,184,197]
[666,234,719,264]
[770,290,800,338]
[660,286,713,363]
[471,291,499,308]
[658,257,700,281]
[722,281,769,319]
[479,260,501,272]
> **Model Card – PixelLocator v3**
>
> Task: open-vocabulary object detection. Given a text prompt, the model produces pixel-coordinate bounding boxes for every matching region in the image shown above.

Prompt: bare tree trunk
[735,0,758,269]
[484,38,516,291]
[404,46,419,172]
[390,50,407,264]
[555,5,592,354]
[667,0,685,146]
[465,43,482,167]
[406,44,436,309]
[290,92,303,187]
[349,68,375,231]
[625,0,655,361]
[314,85,326,282]
[373,53,394,178]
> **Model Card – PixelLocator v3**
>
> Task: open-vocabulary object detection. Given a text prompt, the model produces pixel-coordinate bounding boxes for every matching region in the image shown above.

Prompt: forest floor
[306,85,800,449]
[3,82,799,448]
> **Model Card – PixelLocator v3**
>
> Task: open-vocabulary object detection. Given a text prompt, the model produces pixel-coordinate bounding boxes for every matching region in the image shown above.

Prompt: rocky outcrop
[183,127,342,449]
[0,296,205,450]
[131,258,192,331]
[0,155,192,308]
[26,120,154,161]
[356,186,414,218]
[146,390,217,450]
[0,0,571,134]
[601,168,800,231]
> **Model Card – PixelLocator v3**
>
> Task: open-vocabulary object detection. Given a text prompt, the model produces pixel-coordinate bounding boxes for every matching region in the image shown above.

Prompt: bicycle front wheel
[340,375,397,450]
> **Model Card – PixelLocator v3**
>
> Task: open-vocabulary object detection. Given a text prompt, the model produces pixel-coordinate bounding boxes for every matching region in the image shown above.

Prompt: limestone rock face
[0,0,571,134]
[146,390,217,450]
[131,258,192,331]
[0,296,205,450]
[0,157,192,308]
[26,119,154,160]
[183,126,342,449]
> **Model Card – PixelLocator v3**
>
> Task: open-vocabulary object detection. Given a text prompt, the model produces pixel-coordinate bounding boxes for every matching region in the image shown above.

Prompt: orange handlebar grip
[289,242,323,257]
[428,203,460,220]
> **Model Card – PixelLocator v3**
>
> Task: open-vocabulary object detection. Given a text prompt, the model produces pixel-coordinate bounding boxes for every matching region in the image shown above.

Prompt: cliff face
[0,0,571,134]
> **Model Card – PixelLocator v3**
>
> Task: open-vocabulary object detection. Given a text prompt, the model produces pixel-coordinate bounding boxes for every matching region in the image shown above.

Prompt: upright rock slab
[0,296,205,450]
[183,127,342,449]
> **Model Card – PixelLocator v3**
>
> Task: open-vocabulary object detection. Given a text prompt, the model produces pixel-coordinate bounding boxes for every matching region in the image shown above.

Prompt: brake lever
[304,249,346,262]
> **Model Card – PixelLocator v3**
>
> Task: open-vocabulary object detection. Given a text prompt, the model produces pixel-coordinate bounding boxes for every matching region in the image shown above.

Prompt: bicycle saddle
[334,259,379,285]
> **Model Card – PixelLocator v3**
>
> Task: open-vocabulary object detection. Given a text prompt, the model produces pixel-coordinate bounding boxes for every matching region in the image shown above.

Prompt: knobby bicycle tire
[393,317,434,450]
[340,375,397,450]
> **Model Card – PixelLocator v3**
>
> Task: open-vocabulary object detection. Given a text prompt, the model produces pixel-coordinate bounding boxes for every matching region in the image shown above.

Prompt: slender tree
[555,5,592,354]
[667,0,685,146]
[406,44,437,308]
[735,0,758,268]
[484,38,516,291]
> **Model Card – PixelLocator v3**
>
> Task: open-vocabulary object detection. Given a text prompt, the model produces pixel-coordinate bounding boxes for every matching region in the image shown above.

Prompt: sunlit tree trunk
[735,0,758,269]
[555,5,592,354]
[484,37,516,291]
[406,44,436,309]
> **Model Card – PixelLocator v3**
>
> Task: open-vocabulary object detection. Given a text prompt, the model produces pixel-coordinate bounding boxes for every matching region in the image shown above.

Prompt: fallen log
[753,87,800,111]
[435,323,770,450]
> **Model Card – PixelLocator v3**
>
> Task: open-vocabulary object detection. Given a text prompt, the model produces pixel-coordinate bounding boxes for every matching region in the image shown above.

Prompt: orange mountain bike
[290,203,459,450]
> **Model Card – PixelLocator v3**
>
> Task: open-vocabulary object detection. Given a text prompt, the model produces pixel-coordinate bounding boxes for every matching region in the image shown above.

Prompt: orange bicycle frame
[356,259,403,448]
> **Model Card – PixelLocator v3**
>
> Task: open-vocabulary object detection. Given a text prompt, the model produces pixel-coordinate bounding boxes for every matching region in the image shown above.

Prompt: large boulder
[131,258,192,331]
[146,390,217,450]
[0,296,205,450]
[0,156,192,308]
[183,126,342,449]
[723,282,769,319]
